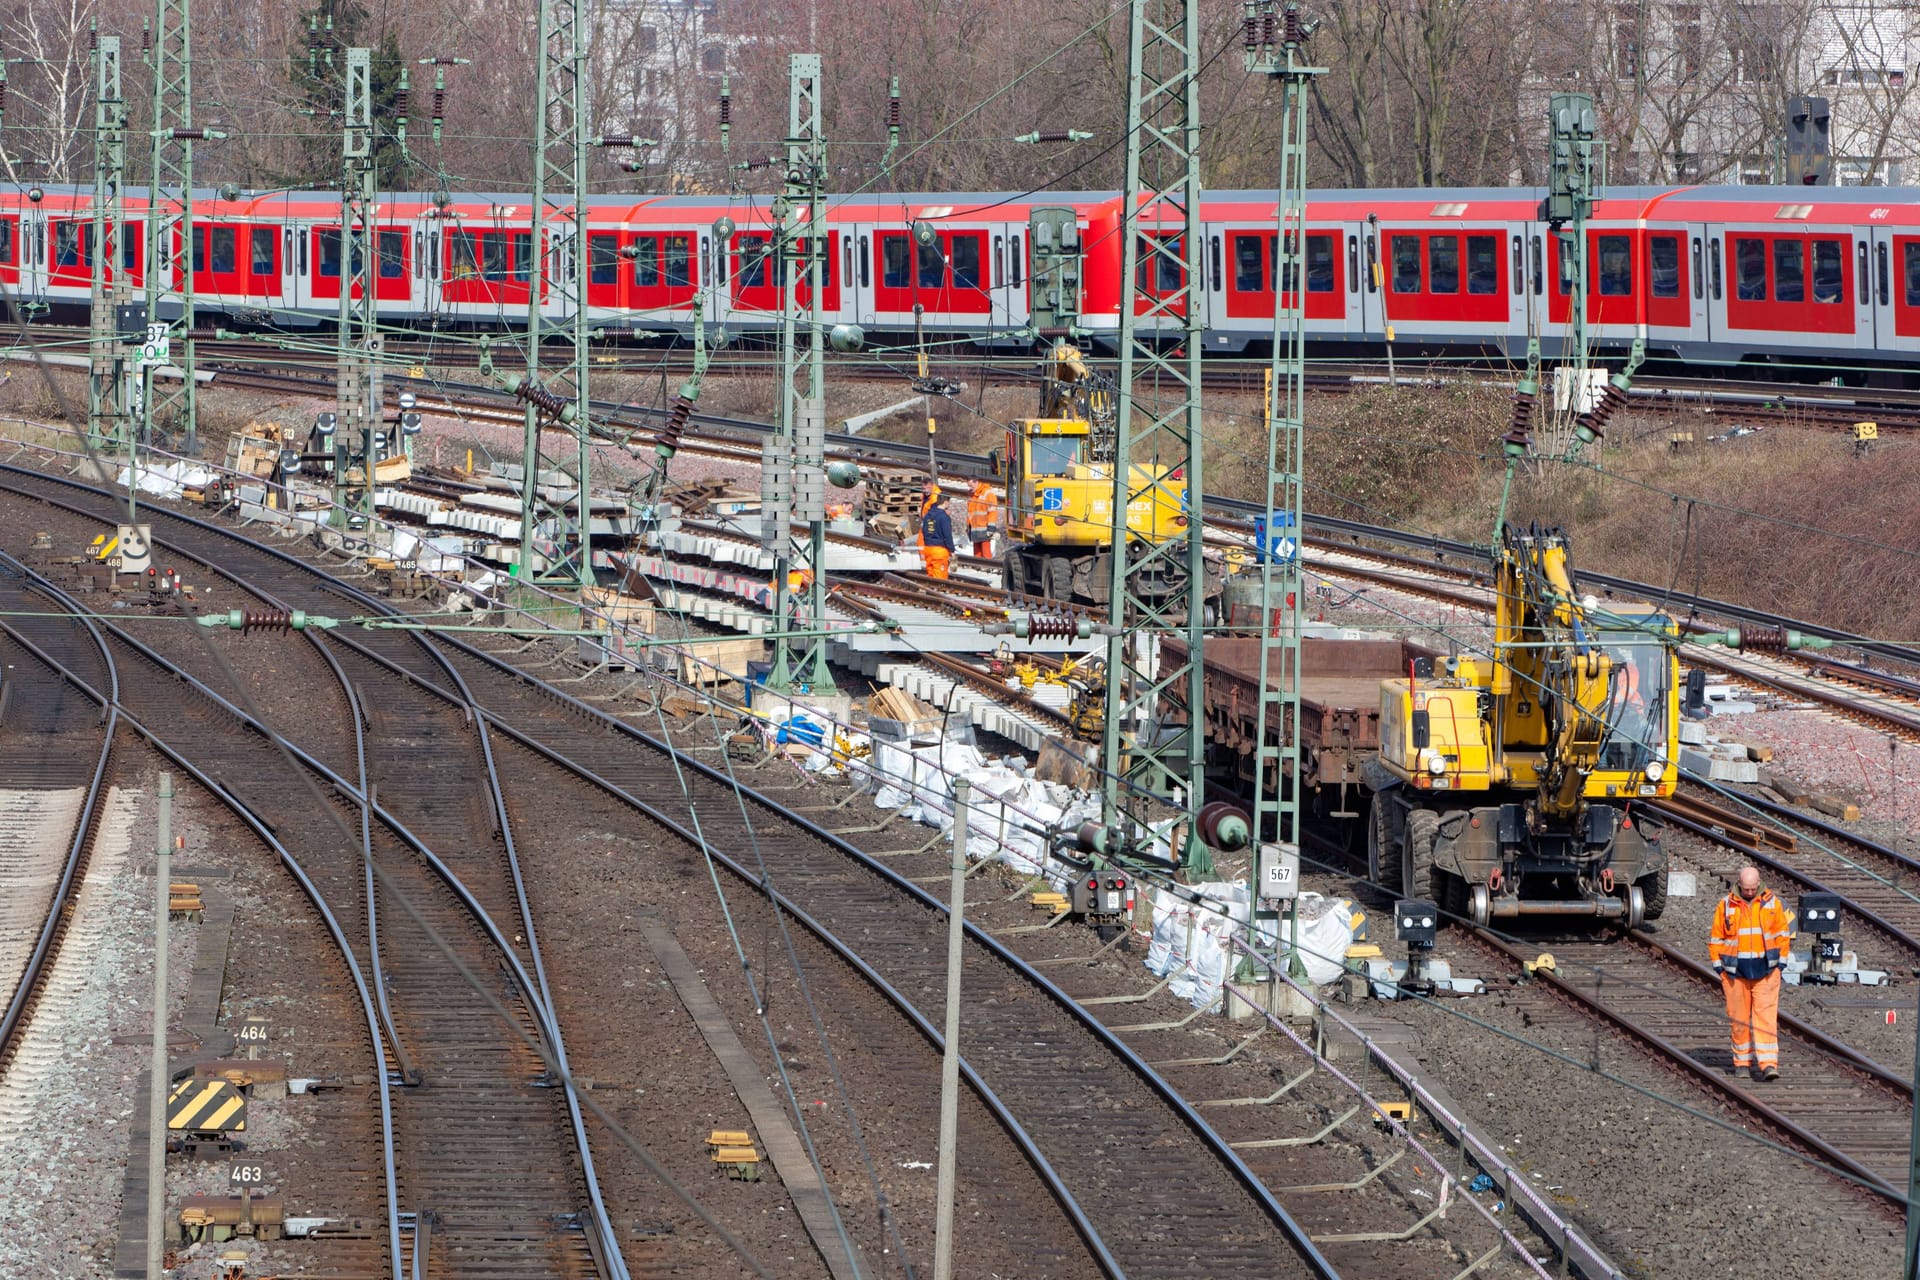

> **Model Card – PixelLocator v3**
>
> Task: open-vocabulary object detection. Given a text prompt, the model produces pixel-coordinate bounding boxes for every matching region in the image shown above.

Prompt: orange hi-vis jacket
[966,482,1002,537]
[1709,888,1793,980]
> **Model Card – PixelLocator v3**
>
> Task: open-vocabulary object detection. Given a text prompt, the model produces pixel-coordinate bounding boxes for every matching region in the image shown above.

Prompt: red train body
[12,183,1920,376]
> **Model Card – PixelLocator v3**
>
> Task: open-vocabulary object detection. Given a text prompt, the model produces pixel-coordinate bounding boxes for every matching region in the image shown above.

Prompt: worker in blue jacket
[920,491,956,579]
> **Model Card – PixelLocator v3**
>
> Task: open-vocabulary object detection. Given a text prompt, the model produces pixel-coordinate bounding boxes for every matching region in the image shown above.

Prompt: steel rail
[0,462,1342,1280]
[1466,926,1905,1205]
[0,539,616,1275]
[0,562,120,1064]
[0,554,408,1278]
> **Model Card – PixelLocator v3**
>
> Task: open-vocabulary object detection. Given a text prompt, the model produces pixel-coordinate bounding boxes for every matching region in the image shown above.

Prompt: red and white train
[10,182,1920,376]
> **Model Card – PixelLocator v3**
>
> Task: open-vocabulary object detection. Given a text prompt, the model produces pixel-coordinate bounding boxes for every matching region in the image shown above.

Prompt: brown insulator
[1243,11,1260,53]
[1283,7,1307,44]
[432,87,446,118]
[1024,615,1079,640]
[1574,380,1627,443]
[514,378,571,419]
[1502,387,1535,452]
[239,609,293,634]
[652,395,692,453]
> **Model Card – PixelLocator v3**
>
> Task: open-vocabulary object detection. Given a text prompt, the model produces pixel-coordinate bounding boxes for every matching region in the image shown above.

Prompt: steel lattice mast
[333,46,382,530]
[87,33,131,477]
[764,53,835,696]
[1247,1,1322,949]
[515,0,593,591]
[141,0,200,453]
[1098,0,1210,874]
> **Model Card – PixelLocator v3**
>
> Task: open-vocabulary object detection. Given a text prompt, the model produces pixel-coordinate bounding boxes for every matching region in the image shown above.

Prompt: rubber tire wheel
[1636,869,1669,922]
[1045,555,1073,602]
[1436,868,1468,921]
[1368,799,1401,892]
[1405,810,1440,905]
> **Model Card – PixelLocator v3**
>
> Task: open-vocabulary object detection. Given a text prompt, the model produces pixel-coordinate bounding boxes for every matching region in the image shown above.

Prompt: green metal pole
[142,0,198,454]
[766,53,835,696]
[517,0,592,594]
[88,33,129,476]
[334,47,377,532]
[1099,0,1209,874]
[1248,3,1322,947]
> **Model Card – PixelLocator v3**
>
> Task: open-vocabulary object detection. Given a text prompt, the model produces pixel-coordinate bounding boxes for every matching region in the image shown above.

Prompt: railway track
[0,540,618,1277]
[0,462,1343,1278]
[0,567,119,1076]
[1461,926,1912,1208]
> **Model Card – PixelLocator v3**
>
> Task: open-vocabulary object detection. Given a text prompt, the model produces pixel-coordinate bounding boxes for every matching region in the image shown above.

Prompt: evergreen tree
[283,0,411,191]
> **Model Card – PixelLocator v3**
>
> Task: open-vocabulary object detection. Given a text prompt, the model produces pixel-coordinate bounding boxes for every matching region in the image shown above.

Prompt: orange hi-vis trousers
[1722,970,1781,1069]
[922,546,952,579]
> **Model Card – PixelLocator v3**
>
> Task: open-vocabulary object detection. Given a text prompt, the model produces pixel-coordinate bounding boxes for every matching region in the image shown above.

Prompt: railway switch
[1363,899,1484,1000]
[1784,893,1887,986]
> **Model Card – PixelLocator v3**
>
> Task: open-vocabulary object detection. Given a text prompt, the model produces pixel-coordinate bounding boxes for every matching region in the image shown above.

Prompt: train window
[1275,233,1296,294]
[1594,234,1631,297]
[1530,235,1543,294]
[508,232,532,283]
[1649,236,1679,298]
[589,233,619,286]
[0,219,12,265]
[1709,237,1721,299]
[317,230,342,279]
[283,227,292,269]
[1465,234,1496,295]
[1811,239,1842,304]
[1856,241,1868,305]
[1734,237,1766,301]
[1904,242,1920,306]
[427,232,437,280]
[450,231,479,280]
[1876,242,1889,304]
[124,230,137,270]
[1208,235,1221,293]
[54,221,84,267]
[1232,234,1263,292]
[918,239,944,289]
[847,236,858,286]
[1010,235,1022,287]
[210,227,237,274]
[1307,233,1335,292]
[1389,235,1421,292]
[1428,235,1459,294]
[736,234,769,289]
[881,236,910,289]
[1691,237,1703,299]
[665,235,691,286]
[859,236,871,288]
[1772,239,1803,302]
[251,228,275,276]
[1510,236,1522,295]
[378,231,406,280]
[1348,235,1359,292]
[414,231,424,277]
[701,236,713,287]
[951,236,981,291]
[298,229,308,276]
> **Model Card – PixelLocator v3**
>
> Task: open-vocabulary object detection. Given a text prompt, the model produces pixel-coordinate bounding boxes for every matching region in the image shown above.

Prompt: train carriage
[11,181,1920,381]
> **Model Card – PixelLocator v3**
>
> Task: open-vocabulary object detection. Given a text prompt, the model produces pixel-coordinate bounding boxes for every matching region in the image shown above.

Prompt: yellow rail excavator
[1364,523,1681,927]
[991,342,1213,608]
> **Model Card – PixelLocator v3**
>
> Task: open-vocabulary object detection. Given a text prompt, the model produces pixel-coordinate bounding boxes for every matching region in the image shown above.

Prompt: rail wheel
[1468,883,1492,927]
[1635,869,1668,922]
[1404,810,1439,904]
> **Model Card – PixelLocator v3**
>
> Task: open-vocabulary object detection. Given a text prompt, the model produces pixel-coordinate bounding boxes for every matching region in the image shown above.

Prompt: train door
[1028,207,1080,336]
[990,225,1024,338]
[1357,221,1385,338]
[20,206,46,303]
[1864,224,1920,360]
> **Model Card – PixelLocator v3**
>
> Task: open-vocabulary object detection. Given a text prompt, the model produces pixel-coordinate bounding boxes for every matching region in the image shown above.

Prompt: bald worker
[1707,866,1793,1081]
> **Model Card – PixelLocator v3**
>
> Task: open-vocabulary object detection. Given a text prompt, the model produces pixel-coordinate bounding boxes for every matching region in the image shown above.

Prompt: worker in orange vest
[965,479,1001,558]
[920,491,957,579]
[1708,865,1793,1080]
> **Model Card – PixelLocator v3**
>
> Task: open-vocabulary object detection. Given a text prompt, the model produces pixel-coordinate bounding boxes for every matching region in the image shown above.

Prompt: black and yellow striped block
[167,1078,247,1132]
